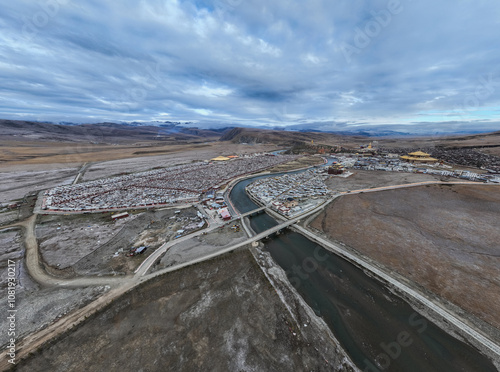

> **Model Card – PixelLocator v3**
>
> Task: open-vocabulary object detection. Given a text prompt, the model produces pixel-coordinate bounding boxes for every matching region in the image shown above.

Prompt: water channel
[228,167,497,372]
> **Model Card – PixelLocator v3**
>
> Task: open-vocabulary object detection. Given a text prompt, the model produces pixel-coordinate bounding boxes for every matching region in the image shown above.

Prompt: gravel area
[0,211,19,226]
[0,285,108,348]
[0,229,25,291]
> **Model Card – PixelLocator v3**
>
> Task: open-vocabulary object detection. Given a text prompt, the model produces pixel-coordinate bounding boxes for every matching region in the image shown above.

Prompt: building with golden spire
[400,151,438,164]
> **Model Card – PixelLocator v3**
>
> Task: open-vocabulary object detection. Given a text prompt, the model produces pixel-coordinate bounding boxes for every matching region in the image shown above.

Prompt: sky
[1,0,499,133]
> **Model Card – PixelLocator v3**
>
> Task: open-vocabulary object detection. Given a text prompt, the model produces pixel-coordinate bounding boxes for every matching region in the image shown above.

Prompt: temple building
[400,151,438,164]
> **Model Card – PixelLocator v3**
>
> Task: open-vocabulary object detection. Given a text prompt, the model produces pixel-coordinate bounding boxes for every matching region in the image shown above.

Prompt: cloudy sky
[1,0,499,132]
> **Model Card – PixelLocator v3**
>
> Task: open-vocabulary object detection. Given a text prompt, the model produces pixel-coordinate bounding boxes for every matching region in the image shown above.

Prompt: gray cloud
[0,0,499,131]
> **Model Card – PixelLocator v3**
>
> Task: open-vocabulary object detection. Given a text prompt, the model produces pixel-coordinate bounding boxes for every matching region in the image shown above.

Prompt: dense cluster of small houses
[344,155,500,182]
[246,169,331,216]
[42,154,297,211]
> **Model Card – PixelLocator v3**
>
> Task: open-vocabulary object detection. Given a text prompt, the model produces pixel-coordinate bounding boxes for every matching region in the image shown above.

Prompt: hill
[0,120,222,144]
[219,127,366,147]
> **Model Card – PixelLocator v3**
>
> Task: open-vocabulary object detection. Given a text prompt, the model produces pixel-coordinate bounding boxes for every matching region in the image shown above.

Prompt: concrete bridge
[140,202,325,276]
[237,206,267,218]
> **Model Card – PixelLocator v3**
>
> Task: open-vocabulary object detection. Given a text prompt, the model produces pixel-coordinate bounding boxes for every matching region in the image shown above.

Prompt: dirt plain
[35,212,141,270]
[0,167,78,204]
[310,184,500,332]
[0,211,18,227]
[325,169,453,192]
[13,250,355,372]
[153,222,247,271]
[267,155,325,173]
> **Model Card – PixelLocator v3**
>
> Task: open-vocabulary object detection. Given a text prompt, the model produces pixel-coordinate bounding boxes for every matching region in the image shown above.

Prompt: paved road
[72,162,89,185]
[338,180,490,195]
[139,201,333,278]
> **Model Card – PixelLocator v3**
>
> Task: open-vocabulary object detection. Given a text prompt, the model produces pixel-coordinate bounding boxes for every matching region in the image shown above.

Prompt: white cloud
[0,0,498,131]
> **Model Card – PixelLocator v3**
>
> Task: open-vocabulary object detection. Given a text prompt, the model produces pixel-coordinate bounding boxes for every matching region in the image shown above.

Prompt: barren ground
[0,229,24,291]
[325,169,452,192]
[36,208,202,277]
[0,167,78,204]
[0,211,19,227]
[0,285,107,349]
[14,250,355,372]
[35,213,141,270]
[153,223,247,270]
[0,227,108,349]
[267,155,325,172]
[310,184,500,330]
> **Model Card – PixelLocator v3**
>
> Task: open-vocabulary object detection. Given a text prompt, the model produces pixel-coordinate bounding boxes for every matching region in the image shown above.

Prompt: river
[228,168,496,372]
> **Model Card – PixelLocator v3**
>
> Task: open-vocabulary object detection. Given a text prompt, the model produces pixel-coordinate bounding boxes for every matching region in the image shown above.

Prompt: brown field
[310,184,500,330]
[15,250,354,372]
[0,141,279,169]
[267,155,325,172]
[0,140,275,168]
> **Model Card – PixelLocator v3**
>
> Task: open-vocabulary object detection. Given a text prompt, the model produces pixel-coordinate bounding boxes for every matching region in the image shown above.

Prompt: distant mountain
[0,120,221,143]
[219,127,366,145]
[2,119,498,149]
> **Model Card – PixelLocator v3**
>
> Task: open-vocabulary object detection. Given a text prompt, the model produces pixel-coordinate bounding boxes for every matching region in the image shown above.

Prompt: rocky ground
[13,250,356,372]
[310,184,500,332]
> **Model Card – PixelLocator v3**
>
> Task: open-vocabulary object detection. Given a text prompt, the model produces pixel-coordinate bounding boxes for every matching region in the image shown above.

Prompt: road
[294,224,500,359]
[338,180,489,195]
[136,204,302,276]
[8,215,132,287]
[72,162,89,185]
[139,202,332,281]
